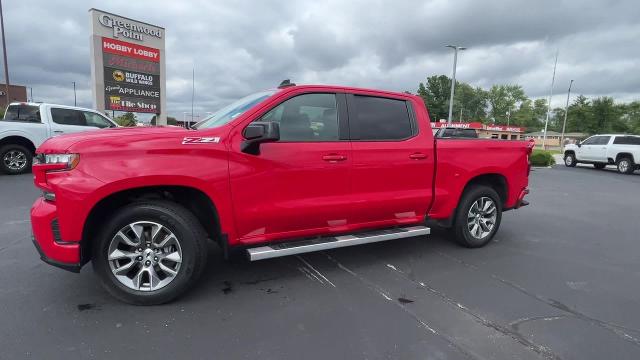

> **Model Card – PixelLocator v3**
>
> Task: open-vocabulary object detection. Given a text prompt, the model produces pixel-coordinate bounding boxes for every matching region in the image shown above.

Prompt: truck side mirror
[577,142,581,147]
[241,121,280,155]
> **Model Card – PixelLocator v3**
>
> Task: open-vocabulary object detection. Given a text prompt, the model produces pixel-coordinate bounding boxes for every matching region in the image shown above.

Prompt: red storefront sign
[484,125,524,133]
[431,122,484,130]
[102,37,160,62]
[430,122,524,133]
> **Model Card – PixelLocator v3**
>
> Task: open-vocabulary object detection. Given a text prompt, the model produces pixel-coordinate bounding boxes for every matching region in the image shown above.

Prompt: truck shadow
[181,228,465,303]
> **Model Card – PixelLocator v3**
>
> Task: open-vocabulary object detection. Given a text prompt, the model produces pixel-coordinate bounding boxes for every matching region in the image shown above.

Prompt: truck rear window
[613,136,640,145]
[3,104,41,123]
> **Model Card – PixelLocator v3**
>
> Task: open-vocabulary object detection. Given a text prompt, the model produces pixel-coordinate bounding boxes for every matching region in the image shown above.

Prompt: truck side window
[351,95,413,140]
[83,111,114,128]
[51,108,86,126]
[3,104,41,123]
[581,136,597,145]
[613,136,640,145]
[594,136,611,145]
[258,93,338,142]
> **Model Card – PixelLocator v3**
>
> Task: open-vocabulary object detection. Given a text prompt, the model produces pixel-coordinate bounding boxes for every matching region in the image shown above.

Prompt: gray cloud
[3,0,640,120]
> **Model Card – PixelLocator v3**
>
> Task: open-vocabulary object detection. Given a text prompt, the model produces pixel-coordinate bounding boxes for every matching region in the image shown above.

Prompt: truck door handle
[409,152,428,160]
[322,154,347,162]
[53,130,64,134]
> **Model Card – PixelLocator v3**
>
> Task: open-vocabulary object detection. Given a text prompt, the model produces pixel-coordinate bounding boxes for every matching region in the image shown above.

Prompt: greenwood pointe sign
[89,9,167,124]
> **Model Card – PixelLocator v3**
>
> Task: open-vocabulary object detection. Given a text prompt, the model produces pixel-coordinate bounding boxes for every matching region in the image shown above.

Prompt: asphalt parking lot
[1,165,639,360]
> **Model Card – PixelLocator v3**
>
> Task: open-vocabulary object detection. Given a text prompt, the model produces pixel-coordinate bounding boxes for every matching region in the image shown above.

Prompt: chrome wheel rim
[467,197,497,240]
[108,221,182,292]
[619,160,629,173]
[565,156,573,166]
[3,150,27,171]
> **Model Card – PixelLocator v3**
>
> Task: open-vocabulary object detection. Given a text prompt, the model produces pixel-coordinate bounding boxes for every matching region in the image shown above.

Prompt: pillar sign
[89,8,166,124]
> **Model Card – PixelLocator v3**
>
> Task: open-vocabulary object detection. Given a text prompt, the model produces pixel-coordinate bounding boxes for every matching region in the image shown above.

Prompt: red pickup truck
[31,83,532,305]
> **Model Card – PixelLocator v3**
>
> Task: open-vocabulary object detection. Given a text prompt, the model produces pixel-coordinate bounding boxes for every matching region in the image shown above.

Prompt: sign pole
[0,0,10,105]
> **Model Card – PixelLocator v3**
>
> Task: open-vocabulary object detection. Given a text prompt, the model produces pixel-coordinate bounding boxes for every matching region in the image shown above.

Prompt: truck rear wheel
[0,144,32,175]
[451,185,502,248]
[616,157,634,174]
[92,200,208,305]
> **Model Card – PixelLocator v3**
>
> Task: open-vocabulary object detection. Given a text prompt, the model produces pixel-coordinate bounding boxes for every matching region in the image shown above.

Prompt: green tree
[454,83,487,122]
[620,101,640,134]
[487,85,527,124]
[418,75,451,122]
[114,112,137,127]
[591,97,625,133]
[150,116,178,126]
[566,95,593,133]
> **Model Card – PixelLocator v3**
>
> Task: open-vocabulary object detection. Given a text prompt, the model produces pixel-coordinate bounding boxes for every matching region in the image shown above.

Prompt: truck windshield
[193,90,276,129]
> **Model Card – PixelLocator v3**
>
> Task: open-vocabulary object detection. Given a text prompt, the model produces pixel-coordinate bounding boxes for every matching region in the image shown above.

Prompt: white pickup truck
[564,134,640,174]
[0,102,117,174]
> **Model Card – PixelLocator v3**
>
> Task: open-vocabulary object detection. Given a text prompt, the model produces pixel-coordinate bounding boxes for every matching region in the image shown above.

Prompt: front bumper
[31,197,81,273]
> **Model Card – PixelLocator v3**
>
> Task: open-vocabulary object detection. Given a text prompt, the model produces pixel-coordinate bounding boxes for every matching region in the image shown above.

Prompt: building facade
[0,84,28,110]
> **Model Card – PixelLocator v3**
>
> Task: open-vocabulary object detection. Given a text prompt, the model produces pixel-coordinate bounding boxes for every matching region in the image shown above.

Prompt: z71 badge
[182,137,221,144]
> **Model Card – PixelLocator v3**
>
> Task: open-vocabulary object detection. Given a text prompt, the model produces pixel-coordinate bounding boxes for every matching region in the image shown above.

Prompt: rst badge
[182,137,221,144]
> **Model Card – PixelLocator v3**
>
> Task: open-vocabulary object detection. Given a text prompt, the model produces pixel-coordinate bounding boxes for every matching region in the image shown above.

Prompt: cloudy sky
[3,0,640,120]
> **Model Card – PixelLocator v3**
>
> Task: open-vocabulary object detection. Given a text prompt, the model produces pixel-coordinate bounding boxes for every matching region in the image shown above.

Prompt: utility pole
[542,50,558,150]
[29,86,32,102]
[446,45,466,124]
[507,107,511,127]
[559,79,574,151]
[190,67,195,129]
[0,0,10,106]
[73,81,76,106]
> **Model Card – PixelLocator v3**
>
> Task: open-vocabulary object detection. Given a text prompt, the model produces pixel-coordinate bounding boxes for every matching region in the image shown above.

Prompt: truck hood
[38,126,189,152]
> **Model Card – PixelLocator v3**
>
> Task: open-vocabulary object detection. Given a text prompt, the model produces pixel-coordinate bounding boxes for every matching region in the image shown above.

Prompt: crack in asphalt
[383,263,562,360]
[324,254,481,360]
[509,316,569,332]
[437,251,640,348]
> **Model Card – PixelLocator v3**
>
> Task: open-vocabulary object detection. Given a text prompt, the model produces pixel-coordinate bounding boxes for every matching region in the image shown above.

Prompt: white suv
[564,134,640,174]
[0,102,117,174]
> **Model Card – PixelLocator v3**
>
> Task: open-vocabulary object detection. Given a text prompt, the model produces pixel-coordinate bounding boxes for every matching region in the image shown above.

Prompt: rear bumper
[31,197,81,273]
[514,188,530,209]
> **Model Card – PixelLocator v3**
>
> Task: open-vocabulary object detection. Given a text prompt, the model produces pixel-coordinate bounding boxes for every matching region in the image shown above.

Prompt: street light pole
[559,79,574,151]
[542,50,558,150]
[0,0,10,106]
[446,45,466,125]
[72,81,76,106]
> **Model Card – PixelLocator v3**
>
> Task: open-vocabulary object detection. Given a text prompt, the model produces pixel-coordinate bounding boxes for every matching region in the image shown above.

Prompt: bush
[530,150,556,167]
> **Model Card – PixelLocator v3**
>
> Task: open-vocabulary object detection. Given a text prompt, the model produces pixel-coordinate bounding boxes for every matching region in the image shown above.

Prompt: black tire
[451,185,502,248]
[92,200,208,305]
[564,153,577,167]
[616,157,634,174]
[0,144,32,175]
[593,163,606,170]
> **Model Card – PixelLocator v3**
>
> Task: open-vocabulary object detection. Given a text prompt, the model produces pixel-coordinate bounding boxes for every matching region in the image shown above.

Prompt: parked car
[0,102,117,174]
[31,83,533,305]
[563,134,640,174]
[435,127,479,138]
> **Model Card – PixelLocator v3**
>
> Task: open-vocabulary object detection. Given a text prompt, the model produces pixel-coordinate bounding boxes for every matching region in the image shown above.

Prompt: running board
[246,225,430,261]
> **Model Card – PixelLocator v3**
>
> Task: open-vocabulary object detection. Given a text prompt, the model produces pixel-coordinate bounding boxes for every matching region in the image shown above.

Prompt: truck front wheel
[92,200,208,305]
[451,185,502,248]
[0,144,32,175]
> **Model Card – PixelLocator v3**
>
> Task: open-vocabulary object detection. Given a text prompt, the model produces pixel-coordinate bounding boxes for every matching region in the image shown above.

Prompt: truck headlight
[33,153,80,171]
